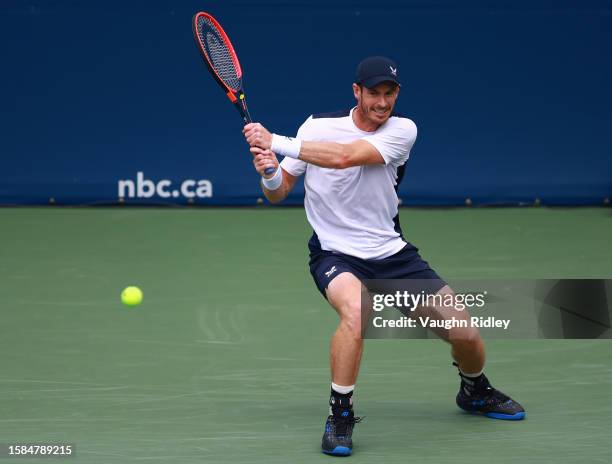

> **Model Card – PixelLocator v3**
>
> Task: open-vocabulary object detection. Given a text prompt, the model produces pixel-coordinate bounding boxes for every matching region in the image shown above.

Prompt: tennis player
[243,56,525,457]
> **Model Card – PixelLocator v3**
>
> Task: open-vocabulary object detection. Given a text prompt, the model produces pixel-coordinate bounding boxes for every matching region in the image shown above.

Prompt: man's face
[353,81,400,126]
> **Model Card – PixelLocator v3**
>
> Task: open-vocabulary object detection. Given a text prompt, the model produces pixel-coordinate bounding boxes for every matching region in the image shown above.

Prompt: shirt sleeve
[361,117,417,166]
[279,116,312,177]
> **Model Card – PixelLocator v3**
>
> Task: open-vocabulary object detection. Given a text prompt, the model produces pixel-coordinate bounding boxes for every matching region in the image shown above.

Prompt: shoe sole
[322,446,352,456]
[485,411,526,420]
[460,408,526,420]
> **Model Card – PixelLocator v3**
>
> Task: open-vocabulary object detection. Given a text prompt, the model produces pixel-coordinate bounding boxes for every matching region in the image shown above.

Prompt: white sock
[331,383,355,395]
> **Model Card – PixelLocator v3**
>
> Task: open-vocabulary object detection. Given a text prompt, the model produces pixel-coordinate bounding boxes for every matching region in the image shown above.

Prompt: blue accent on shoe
[485,411,526,420]
[322,446,352,456]
[460,407,526,420]
[341,410,350,417]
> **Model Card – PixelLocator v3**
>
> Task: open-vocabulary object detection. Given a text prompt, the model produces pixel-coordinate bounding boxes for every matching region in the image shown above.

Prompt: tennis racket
[192,12,275,175]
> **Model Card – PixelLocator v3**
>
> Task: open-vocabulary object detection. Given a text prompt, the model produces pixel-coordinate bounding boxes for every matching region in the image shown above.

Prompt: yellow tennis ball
[121,286,143,307]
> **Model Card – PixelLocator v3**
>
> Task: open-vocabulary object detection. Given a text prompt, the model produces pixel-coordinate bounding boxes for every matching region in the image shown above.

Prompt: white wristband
[261,166,283,190]
[271,133,302,159]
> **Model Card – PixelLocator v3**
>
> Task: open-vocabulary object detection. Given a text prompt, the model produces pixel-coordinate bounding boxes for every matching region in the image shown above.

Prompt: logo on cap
[390,66,397,77]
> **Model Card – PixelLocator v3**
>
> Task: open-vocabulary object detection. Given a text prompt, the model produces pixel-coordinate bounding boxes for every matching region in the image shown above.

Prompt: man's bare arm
[298,139,383,169]
[243,123,384,169]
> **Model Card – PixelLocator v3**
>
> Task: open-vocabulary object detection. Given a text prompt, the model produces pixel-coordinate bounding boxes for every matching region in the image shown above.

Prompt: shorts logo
[325,266,337,278]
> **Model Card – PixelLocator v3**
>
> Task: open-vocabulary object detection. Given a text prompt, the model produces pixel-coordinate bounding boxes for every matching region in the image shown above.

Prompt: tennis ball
[121,286,143,307]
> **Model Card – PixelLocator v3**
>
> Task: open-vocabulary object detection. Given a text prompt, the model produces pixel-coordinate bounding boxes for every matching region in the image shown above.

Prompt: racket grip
[264,167,275,175]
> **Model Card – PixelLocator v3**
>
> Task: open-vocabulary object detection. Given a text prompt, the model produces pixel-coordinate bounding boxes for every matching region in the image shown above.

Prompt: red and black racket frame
[192,12,275,175]
[192,12,253,125]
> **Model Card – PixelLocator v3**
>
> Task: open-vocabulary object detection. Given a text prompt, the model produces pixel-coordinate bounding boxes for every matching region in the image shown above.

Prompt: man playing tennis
[243,56,525,457]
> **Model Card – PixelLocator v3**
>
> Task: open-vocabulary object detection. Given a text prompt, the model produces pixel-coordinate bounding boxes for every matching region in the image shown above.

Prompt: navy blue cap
[355,56,400,88]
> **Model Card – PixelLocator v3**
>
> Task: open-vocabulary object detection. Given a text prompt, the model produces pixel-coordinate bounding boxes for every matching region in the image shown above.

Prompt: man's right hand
[243,123,273,150]
[251,147,279,178]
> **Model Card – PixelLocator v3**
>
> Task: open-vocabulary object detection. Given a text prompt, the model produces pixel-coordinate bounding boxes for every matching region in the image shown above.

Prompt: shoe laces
[483,386,513,404]
[468,378,514,407]
[329,413,363,437]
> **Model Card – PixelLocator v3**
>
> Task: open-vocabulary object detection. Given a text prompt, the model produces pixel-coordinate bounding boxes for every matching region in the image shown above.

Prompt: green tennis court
[1,207,611,463]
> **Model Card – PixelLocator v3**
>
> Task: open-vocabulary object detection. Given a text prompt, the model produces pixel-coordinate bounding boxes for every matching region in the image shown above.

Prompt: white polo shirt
[280,107,417,260]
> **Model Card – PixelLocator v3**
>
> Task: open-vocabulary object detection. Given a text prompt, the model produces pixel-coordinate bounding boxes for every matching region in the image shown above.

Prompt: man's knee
[450,327,482,351]
[338,301,363,340]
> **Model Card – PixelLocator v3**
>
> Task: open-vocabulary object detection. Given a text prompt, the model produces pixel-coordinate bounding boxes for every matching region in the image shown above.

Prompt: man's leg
[321,272,364,456]
[421,285,525,420]
[430,285,486,374]
[356,242,525,421]
[326,272,365,386]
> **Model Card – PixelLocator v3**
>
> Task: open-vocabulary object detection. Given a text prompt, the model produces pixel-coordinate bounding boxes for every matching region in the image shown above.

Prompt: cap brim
[360,75,400,88]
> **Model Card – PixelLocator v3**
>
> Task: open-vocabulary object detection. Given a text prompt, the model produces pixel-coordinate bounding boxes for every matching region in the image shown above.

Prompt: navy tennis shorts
[308,234,445,299]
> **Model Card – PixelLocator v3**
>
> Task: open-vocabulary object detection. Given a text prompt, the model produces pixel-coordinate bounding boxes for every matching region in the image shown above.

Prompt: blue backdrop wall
[1,0,610,205]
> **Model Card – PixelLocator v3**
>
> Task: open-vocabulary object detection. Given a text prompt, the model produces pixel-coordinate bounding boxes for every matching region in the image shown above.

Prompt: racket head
[193,12,267,171]
[193,12,244,95]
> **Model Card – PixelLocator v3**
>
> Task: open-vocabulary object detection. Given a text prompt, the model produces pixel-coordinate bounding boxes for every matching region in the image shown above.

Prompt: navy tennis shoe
[455,367,525,420]
[321,409,362,456]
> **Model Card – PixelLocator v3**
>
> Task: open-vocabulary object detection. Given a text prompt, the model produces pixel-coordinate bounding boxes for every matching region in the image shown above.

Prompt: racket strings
[197,16,242,92]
